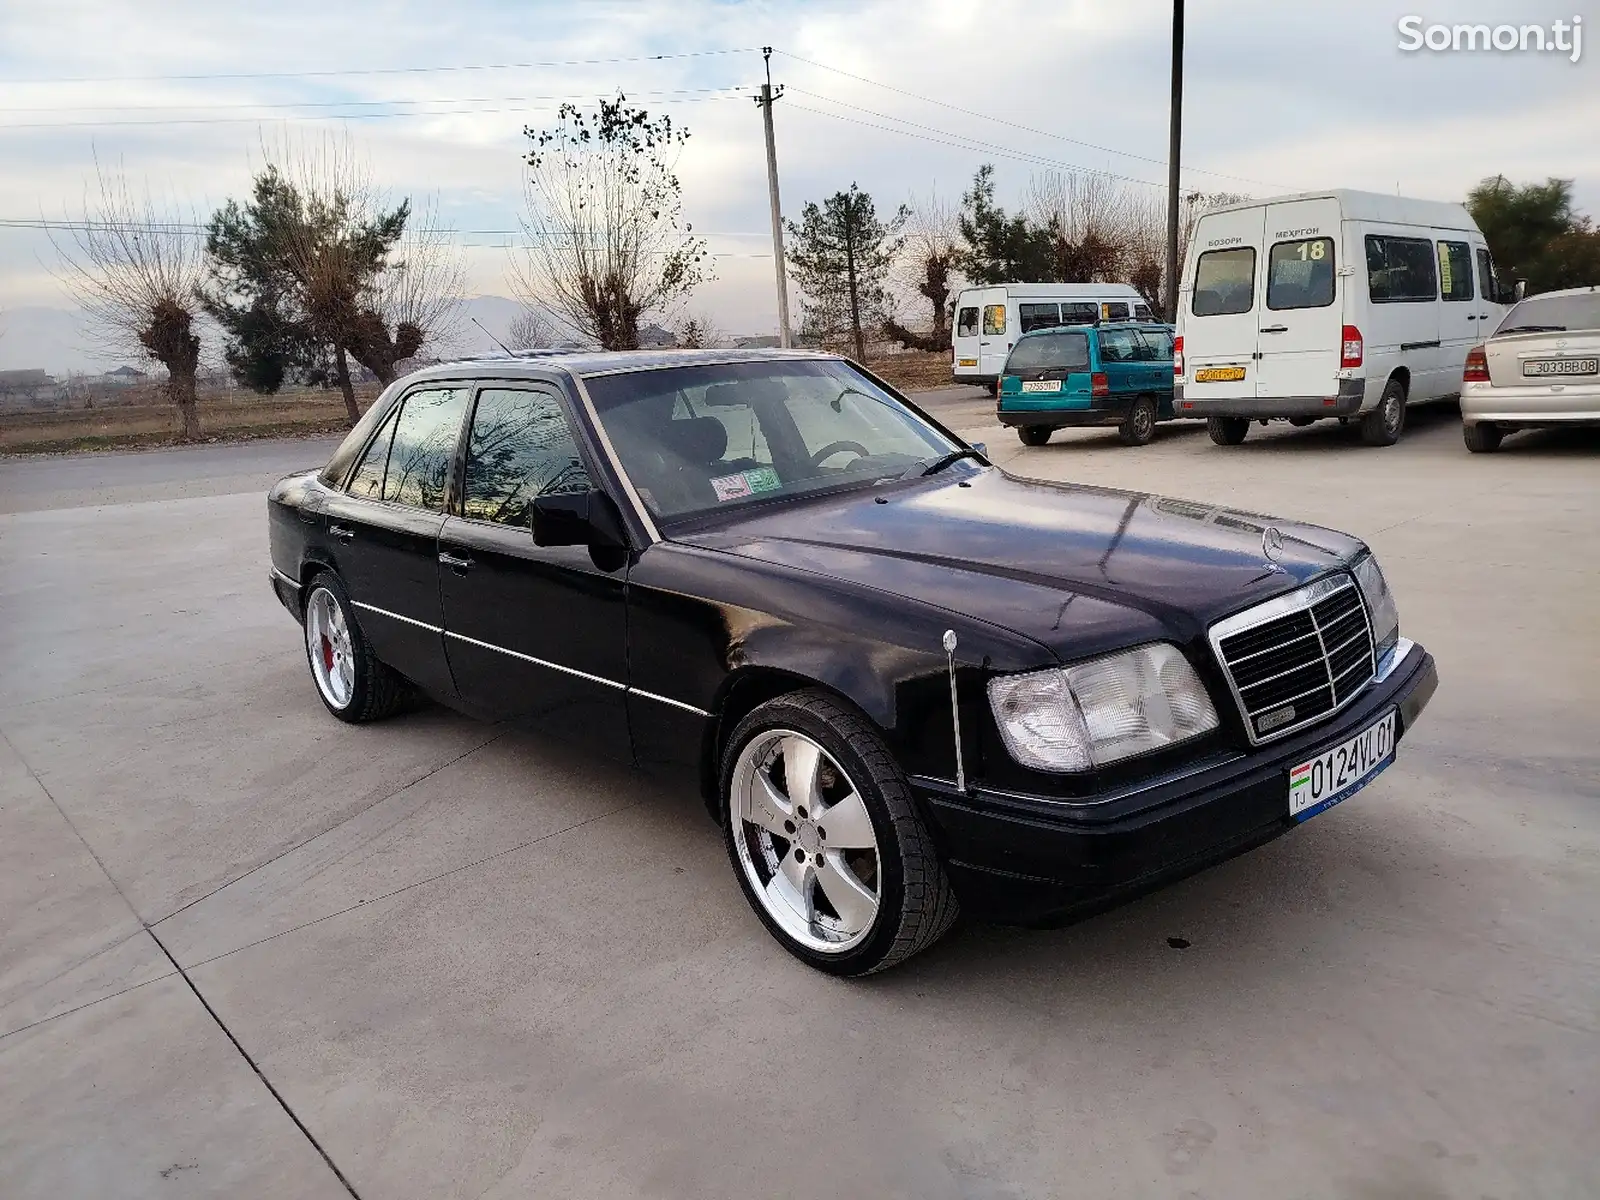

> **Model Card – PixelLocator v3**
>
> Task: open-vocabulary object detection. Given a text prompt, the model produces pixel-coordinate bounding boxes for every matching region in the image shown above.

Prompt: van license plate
[1194,366,1247,383]
[1288,710,1396,823]
[958,358,978,368]
[1524,358,1598,377]
[1021,380,1062,393]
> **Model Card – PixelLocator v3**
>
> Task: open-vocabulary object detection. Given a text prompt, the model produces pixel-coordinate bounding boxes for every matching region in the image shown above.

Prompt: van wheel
[1207,416,1249,446]
[986,381,999,397]
[1463,421,1504,453]
[1119,396,1158,446]
[1018,425,1052,447]
[1362,379,1407,446]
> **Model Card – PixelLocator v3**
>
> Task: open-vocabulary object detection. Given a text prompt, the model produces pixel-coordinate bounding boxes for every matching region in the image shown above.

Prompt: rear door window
[346,408,399,499]
[1006,332,1090,372]
[982,304,1007,335]
[956,306,979,338]
[1135,328,1173,360]
[1097,328,1141,362]
[1018,302,1060,332]
[1437,240,1474,301]
[1192,247,1257,316]
[1366,235,1438,303]
[382,386,471,511]
[1267,237,1336,309]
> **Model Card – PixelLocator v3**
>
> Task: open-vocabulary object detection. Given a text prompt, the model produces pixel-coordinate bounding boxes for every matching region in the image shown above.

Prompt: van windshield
[1193,247,1256,316]
[1006,332,1091,372]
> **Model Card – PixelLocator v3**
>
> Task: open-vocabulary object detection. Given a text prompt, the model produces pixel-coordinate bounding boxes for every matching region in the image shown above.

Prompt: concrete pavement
[2,397,1597,1198]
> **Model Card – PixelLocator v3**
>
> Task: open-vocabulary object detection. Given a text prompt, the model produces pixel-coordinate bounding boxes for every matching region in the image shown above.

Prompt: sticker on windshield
[711,467,781,502]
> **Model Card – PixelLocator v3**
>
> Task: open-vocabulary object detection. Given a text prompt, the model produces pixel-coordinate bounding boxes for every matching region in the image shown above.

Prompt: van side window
[1134,303,1154,320]
[1366,235,1438,303]
[1475,249,1498,304]
[982,304,1007,336]
[1192,247,1256,316]
[1437,241,1474,301]
[1267,237,1336,310]
[1019,303,1060,333]
[1062,301,1099,325]
[956,306,979,338]
[1101,302,1130,321]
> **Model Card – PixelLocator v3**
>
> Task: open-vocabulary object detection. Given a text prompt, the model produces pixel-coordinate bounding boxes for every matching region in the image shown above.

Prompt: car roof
[1509,285,1600,301]
[396,347,845,386]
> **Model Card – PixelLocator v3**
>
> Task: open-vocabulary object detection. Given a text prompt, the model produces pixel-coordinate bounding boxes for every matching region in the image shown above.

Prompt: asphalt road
[2,393,1598,1198]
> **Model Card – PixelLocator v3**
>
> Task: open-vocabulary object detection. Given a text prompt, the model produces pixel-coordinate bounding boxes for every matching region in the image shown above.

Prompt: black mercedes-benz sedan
[267,349,1438,975]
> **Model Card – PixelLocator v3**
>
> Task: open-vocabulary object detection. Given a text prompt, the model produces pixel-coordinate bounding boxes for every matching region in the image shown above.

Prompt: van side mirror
[530,488,627,550]
[1511,279,1528,303]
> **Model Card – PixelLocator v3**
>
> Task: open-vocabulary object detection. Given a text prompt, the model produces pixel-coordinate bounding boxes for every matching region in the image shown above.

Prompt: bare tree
[1122,188,1249,312]
[885,190,963,352]
[506,307,556,350]
[1026,171,1139,283]
[50,164,209,440]
[514,97,709,350]
[674,310,724,348]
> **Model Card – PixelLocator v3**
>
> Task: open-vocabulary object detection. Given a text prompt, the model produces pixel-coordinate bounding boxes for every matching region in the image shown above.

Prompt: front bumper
[1175,377,1365,419]
[912,639,1438,924]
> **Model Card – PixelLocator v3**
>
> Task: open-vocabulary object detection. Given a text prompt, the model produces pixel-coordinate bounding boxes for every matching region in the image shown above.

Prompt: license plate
[1021,380,1062,393]
[1194,366,1247,383]
[958,358,978,368]
[1523,357,1598,377]
[1288,710,1396,822]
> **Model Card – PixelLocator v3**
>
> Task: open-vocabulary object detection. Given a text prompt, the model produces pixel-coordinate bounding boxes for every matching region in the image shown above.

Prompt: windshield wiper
[920,448,986,477]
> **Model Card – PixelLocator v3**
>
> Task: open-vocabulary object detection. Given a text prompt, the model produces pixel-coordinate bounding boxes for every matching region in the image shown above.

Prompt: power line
[773,48,1283,190]
[0,216,770,243]
[0,86,750,115]
[6,47,761,86]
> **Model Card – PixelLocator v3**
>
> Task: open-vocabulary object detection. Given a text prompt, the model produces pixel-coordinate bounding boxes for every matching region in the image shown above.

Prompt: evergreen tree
[786,184,907,362]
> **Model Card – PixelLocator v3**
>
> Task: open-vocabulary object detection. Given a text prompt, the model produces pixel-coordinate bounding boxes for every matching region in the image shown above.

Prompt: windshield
[1495,292,1600,336]
[1006,331,1090,372]
[583,360,960,524]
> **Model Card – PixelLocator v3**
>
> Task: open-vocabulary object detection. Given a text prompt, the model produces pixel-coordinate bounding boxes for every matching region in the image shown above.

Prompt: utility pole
[1164,0,1185,323]
[756,47,792,348]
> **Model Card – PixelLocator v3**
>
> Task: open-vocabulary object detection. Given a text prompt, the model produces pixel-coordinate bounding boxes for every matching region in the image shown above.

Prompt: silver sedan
[1461,286,1600,452]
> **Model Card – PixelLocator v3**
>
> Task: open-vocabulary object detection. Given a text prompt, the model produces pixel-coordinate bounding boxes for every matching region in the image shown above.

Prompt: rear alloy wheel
[1207,415,1250,446]
[1018,425,1052,447]
[1463,421,1504,453]
[302,574,410,724]
[722,690,957,975]
[1119,396,1158,446]
[1362,378,1407,446]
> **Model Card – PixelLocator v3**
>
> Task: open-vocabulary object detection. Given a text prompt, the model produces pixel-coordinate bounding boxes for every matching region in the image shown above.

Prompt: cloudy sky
[0,0,1595,369]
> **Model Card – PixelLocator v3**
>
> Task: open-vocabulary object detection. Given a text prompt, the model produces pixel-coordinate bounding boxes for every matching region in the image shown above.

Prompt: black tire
[720,689,958,976]
[1361,378,1407,446]
[1463,421,1504,453]
[1119,395,1158,446]
[1207,416,1249,446]
[1017,425,1052,447]
[301,572,410,724]
[986,380,999,397]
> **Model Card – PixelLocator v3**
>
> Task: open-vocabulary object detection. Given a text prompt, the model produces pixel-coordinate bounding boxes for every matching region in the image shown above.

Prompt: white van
[953,283,1153,392]
[1174,189,1511,446]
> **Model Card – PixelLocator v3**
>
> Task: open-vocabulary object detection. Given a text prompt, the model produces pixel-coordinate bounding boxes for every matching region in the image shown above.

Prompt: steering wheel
[810,440,870,468]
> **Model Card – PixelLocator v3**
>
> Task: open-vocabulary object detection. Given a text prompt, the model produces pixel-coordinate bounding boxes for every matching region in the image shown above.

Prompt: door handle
[438,551,474,572]
[1260,325,1289,334]
[329,524,355,542]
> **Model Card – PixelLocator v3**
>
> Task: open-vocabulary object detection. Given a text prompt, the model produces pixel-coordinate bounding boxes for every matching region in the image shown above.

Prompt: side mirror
[530,488,627,550]
[1512,279,1528,303]
[970,441,988,457]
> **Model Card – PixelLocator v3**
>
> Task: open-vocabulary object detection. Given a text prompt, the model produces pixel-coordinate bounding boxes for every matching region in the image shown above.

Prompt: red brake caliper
[321,635,335,672]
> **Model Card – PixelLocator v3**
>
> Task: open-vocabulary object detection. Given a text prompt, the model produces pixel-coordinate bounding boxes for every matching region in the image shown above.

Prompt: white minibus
[952,283,1154,392]
[1174,189,1511,446]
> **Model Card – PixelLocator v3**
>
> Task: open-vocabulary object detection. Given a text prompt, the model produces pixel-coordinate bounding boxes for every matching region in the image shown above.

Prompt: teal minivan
[997,322,1176,447]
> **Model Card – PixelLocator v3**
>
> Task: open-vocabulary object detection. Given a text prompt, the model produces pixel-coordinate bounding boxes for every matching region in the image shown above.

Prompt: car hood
[671,467,1364,662]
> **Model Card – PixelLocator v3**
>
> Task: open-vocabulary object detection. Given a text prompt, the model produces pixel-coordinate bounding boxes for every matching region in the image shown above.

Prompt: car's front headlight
[987,643,1220,772]
[1351,553,1400,665]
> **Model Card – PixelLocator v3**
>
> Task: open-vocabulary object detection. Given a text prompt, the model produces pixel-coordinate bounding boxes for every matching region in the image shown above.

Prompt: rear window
[1367,235,1437,303]
[1006,332,1090,372]
[982,304,1007,335]
[956,306,979,338]
[1495,292,1600,335]
[1192,247,1256,316]
[1267,237,1335,310]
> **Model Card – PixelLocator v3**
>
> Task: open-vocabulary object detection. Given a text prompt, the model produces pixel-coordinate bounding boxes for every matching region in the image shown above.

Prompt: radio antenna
[943,630,967,794]
[471,315,514,356]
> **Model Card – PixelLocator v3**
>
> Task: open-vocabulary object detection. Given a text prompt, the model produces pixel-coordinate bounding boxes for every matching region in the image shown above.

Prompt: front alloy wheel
[721,690,957,975]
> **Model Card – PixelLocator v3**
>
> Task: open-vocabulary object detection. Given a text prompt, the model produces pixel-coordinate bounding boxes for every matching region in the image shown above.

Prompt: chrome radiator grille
[1209,575,1377,744]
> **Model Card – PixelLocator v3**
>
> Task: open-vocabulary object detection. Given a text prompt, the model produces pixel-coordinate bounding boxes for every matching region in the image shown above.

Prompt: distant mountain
[0,296,567,376]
